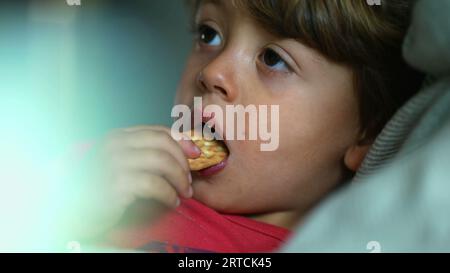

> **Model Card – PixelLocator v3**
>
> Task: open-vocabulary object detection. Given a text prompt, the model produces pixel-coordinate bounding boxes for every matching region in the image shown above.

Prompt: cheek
[252,94,360,203]
[175,54,200,105]
[279,83,360,150]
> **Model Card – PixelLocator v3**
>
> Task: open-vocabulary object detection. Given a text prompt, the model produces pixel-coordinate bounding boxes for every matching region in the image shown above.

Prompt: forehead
[198,0,226,7]
[195,0,242,14]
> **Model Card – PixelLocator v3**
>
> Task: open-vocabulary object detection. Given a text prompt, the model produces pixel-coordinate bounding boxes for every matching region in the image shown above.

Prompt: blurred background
[0,0,192,251]
[1,0,192,143]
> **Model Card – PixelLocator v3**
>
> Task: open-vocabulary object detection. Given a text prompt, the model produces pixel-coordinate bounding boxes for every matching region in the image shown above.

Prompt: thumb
[167,129,202,159]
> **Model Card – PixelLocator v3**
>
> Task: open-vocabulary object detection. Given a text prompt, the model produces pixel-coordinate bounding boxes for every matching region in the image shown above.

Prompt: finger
[116,172,180,208]
[122,126,201,159]
[113,149,193,198]
[114,130,192,173]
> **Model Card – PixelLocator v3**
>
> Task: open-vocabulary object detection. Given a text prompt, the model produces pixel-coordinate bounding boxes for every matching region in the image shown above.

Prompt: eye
[261,48,291,72]
[197,24,222,47]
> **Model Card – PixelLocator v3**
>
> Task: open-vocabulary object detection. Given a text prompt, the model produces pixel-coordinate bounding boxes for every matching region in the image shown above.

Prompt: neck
[248,210,305,230]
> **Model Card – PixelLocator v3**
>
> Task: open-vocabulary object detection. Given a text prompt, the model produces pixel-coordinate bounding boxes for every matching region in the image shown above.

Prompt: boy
[82,0,423,252]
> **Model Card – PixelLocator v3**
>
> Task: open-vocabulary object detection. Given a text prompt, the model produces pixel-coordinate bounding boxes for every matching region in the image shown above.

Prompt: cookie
[186,130,229,171]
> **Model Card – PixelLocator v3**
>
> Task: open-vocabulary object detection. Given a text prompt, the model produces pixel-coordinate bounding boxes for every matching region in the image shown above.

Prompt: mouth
[197,122,230,176]
[189,108,230,177]
[196,157,228,177]
[191,107,228,145]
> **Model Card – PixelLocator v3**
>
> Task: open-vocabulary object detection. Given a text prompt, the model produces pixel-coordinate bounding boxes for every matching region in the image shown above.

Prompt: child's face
[175,1,361,214]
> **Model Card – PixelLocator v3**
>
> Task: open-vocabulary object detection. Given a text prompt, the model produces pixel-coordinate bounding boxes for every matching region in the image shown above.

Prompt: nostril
[197,72,229,98]
[200,80,208,91]
[214,85,227,96]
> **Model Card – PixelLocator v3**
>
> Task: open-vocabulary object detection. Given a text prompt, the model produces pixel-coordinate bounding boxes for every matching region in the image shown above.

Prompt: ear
[344,144,371,172]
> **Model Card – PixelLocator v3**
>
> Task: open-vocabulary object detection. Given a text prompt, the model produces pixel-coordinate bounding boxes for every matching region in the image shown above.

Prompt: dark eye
[198,24,222,46]
[261,48,290,72]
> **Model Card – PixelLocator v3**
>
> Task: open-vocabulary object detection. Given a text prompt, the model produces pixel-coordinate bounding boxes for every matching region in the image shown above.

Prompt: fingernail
[187,186,193,198]
[175,198,181,207]
[192,145,201,155]
[188,173,193,184]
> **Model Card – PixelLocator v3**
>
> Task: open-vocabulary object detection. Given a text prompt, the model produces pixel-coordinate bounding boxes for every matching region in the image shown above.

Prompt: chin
[193,188,265,215]
[192,187,241,213]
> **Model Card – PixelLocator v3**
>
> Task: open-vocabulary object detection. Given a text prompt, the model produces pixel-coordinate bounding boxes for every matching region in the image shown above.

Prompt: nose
[196,54,239,102]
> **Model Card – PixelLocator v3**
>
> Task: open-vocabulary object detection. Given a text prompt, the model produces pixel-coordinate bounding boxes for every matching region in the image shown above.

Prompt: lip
[190,106,231,177]
[196,158,228,177]
[191,107,215,132]
[191,106,229,148]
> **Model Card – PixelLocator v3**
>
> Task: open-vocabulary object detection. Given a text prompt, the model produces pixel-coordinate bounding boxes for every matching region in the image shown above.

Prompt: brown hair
[189,0,424,141]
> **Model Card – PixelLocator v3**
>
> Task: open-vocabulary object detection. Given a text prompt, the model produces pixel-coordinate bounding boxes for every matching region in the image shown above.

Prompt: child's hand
[83,125,200,235]
[104,125,200,207]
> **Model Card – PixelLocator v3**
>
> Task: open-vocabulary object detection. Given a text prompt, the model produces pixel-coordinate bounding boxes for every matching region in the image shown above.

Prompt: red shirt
[107,199,291,253]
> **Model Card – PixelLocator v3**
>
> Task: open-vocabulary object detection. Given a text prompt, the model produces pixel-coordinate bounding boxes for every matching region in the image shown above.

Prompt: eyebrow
[193,0,226,22]
[200,0,224,7]
[195,0,226,14]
